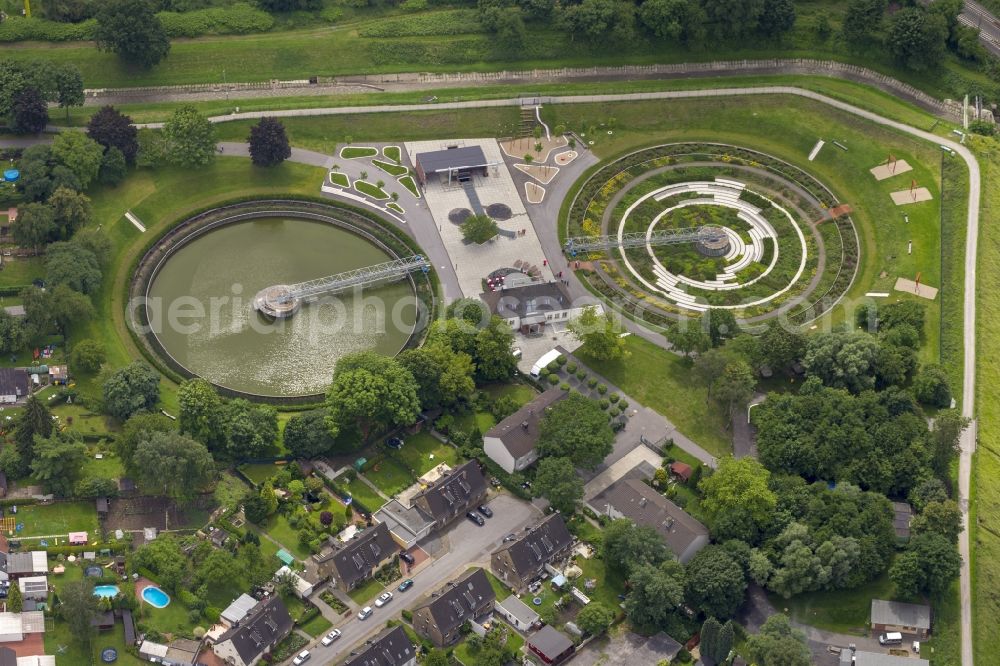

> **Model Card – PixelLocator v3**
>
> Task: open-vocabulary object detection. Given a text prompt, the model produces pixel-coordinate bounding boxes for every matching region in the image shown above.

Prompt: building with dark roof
[871,598,931,639]
[491,514,573,592]
[212,596,293,666]
[589,475,708,564]
[0,369,28,405]
[481,281,593,335]
[414,146,491,185]
[483,389,565,474]
[412,568,495,647]
[892,502,913,541]
[313,522,397,592]
[527,625,575,665]
[342,625,416,666]
[410,461,487,530]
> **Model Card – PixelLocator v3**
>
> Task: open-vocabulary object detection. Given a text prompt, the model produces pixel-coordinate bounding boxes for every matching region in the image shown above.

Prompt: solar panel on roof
[530,543,543,561]
[541,536,554,553]
[352,554,365,569]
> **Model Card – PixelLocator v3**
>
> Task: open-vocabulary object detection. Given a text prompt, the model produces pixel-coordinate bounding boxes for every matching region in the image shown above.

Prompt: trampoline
[485,203,512,220]
[448,208,472,225]
[100,648,118,663]
[85,566,103,577]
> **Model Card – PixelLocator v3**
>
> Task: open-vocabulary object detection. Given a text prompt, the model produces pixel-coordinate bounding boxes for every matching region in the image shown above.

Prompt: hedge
[0,17,95,42]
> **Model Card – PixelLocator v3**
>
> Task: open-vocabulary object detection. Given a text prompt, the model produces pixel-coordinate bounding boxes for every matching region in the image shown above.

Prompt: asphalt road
[309,493,540,665]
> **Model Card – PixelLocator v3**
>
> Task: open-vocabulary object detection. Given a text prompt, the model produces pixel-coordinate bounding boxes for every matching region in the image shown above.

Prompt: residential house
[274,565,316,598]
[0,369,28,405]
[16,576,47,601]
[0,647,55,666]
[490,514,573,592]
[313,522,397,592]
[494,595,539,631]
[839,651,928,666]
[870,599,931,639]
[0,612,44,642]
[212,596,293,666]
[589,475,709,564]
[2,552,48,580]
[527,625,575,665]
[342,625,417,666]
[220,594,259,629]
[411,568,495,647]
[480,281,596,335]
[372,499,435,550]
[483,389,566,474]
[410,460,487,530]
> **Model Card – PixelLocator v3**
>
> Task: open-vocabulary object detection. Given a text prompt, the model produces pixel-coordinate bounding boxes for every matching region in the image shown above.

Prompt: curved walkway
[3,87,980,665]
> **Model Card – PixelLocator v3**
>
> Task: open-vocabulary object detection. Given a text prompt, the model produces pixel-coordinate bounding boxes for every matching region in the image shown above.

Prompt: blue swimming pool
[93,585,120,598]
[141,586,170,608]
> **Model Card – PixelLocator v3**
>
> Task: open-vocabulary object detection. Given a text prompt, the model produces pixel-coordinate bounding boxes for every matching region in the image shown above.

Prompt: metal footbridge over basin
[253,254,430,318]
[564,225,729,256]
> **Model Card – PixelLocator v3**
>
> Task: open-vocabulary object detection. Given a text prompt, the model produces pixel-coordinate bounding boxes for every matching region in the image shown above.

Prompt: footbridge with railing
[564,226,729,256]
[253,254,430,318]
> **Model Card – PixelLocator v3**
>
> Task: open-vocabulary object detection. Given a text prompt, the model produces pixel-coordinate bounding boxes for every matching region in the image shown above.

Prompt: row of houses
[0,366,68,405]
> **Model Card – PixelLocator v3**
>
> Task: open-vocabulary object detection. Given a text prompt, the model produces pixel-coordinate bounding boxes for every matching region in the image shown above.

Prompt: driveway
[300,492,541,664]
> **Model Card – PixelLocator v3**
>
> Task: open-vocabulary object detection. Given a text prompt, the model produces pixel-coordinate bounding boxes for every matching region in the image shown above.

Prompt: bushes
[547,374,559,385]
[358,9,482,37]
[0,17,96,42]
[158,4,273,37]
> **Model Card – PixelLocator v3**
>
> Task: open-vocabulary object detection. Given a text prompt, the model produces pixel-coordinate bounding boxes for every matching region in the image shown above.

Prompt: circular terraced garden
[565,143,860,325]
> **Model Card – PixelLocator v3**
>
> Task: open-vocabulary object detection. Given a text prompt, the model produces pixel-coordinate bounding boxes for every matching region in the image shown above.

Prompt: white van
[530,349,562,379]
[878,632,903,646]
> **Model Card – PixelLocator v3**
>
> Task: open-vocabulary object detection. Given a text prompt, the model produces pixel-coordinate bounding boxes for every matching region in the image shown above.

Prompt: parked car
[503,533,517,543]
[321,630,342,646]
[358,606,373,620]
[466,511,485,526]
[477,505,493,518]
[292,650,311,665]
[375,591,393,607]
[386,437,404,450]
[400,551,415,565]
[398,579,414,592]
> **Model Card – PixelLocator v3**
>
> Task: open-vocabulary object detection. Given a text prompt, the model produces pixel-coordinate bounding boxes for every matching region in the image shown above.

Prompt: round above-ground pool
[85,566,104,578]
[93,585,120,598]
[141,586,170,608]
[145,216,419,397]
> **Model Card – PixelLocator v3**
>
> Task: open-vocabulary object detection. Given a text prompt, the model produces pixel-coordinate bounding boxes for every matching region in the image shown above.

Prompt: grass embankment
[972,134,1000,666]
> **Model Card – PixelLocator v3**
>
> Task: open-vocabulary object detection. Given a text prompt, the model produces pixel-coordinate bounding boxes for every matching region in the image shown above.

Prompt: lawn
[481,568,513,599]
[45,618,146,666]
[454,622,524,664]
[348,576,386,605]
[383,146,402,163]
[341,147,378,160]
[0,255,45,290]
[397,175,421,198]
[576,556,627,611]
[80,453,125,481]
[387,202,404,214]
[372,159,408,177]
[576,336,730,457]
[329,171,350,187]
[14,501,99,539]
[391,431,459,476]
[300,611,333,637]
[353,180,390,200]
[51,401,117,439]
[238,462,282,486]
[344,477,386,513]
[772,572,894,636]
[364,457,415,497]
[260,513,311,560]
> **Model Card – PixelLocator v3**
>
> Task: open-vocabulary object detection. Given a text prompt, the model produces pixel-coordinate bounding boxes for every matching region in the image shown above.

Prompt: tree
[461,214,500,244]
[929,411,968,478]
[911,500,962,543]
[133,536,190,592]
[0,311,27,355]
[224,399,279,457]
[75,476,118,498]
[11,202,54,251]
[700,617,734,665]
[576,602,615,635]
[260,481,279,516]
[745,614,811,666]
[447,298,490,327]
[47,284,95,334]
[664,320,710,357]
[102,361,160,421]
[94,0,171,67]
[602,519,669,574]
[701,0,763,38]
[197,548,239,588]
[87,105,139,164]
[45,241,102,295]
[53,64,84,117]
[624,559,685,628]
[6,579,23,613]
[887,7,948,71]
[399,344,475,409]
[559,0,637,41]
[116,413,174,476]
[758,0,795,37]
[99,147,128,186]
[842,0,886,46]
[32,435,88,497]
[49,187,93,240]
[909,478,949,512]
[758,321,805,370]
[51,132,104,189]
[242,493,269,524]
[59,580,99,644]
[248,117,292,167]
[713,360,755,416]
[14,396,53,477]
[178,379,227,451]
[474,317,517,380]
[684,546,747,619]
[569,307,628,361]
[11,87,48,134]
[638,0,704,42]
[423,650,451,666]
[803,332,879,393]
[533,457,583,513]
[700,456,777,543]
[326,352,420,440]
[914,364,952,407]
[163,106,216,166]
[71,340,106,374]
[890,532,961,597]
[701,309,739,347]
[133,431,215,501]
[537,393,614,469]
[238,543,273,589]
[283,410,337,458]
